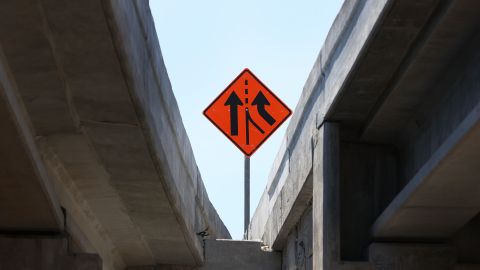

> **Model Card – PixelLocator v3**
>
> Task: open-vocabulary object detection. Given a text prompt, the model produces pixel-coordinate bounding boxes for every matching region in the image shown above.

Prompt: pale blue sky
[150,0,343,239]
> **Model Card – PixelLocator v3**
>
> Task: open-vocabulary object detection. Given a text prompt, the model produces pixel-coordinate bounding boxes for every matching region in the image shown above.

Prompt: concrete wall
[369,244,456,270]
[197,240,281,270]
[0,236,101,270]
[372,25,480,241]
[398,31,480,186]
[282,206,313,270]
[339,143,398,261]
[453,214,480,264]
[127,240,281,270]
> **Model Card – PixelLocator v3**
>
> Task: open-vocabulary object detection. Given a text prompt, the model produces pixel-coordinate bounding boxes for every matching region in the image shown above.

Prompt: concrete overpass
[1,0,480,269]
[249,0,480,269]
[0,0,232,269]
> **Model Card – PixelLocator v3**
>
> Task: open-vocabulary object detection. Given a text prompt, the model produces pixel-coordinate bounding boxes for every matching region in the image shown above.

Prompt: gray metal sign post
[244,156,250,239]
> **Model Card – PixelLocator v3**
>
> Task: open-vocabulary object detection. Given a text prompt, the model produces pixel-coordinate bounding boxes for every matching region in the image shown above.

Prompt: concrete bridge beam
[0,48,63,232]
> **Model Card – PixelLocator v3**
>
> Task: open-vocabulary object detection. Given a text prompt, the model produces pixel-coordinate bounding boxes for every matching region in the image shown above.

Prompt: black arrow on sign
[224,91,243,136]
[252,91,276,126]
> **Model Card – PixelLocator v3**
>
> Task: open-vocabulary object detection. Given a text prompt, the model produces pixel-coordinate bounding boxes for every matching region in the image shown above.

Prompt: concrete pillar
[0,236,101,270]
[369,243,456,270]
[313,122,340,270]
[340,143,398,261]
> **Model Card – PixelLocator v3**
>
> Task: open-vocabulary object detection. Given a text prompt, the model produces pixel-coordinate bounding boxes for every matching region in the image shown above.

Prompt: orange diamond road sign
[204,68,292,156]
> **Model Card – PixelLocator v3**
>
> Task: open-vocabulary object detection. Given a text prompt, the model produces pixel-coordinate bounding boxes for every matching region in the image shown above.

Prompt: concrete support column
[0,236,101,270]
[313,122,340,270]
[369,243,456,270]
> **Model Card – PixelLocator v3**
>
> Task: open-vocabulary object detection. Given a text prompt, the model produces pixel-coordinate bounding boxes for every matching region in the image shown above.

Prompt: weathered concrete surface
[372,21,480,239]
[104,0,230,262]
[369,244,456,270]
[197,240,281,270]
[248,0,396,248]
[456,265,480,270]
[373,99,480,238]
[452,214,480,264]
[0,236,101,270]
[128,265,194,270]
[313,123,340,270]
[39,136,132,270]
[0,0,229,269]
[127,240,282,270]
[0,48,63,232]
[340,143,397,260]
[358,0,480,144]
[250,0,480,268]
[283,206,313,270]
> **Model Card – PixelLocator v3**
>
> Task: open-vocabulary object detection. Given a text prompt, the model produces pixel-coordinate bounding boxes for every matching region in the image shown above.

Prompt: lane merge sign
[204,68,292,156]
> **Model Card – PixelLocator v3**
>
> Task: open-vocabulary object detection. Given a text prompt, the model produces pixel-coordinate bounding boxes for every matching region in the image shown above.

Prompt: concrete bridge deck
[0,1,230,269]
[249,0,480,269]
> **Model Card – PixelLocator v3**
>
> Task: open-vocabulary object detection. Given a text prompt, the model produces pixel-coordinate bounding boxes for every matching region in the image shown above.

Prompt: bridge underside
[329,0,480,242]
[249,0,480,269]
[0,0,229,269]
